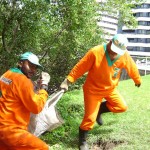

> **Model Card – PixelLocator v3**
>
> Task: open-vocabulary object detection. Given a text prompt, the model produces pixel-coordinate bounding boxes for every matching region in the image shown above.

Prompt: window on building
[136,47,145,52]
[138,12,149,17]
[141,4,149,8]
[128,38,135,42]
[137,38,142,42]
[138,21,147,26]
[139,13,144,17]
[145,47,150,52]
[123,30,135,34]
[137,30,146,34]
[146,39,150,43]
[136,4,150,9]
[148,22,150,26]
[132,47,136,51]
[130,38,150,43]
[147,30,150,35]
[136,13,140,17]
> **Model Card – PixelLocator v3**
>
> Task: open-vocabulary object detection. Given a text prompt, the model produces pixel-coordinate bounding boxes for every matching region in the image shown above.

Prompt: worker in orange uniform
[60,34,142,150]
[0,52,50,150]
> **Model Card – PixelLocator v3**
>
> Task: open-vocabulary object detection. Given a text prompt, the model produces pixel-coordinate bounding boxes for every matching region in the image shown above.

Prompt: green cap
[20,52,42,68]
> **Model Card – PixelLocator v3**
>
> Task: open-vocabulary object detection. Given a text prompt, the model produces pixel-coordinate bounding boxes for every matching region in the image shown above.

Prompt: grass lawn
[41,75,150,150]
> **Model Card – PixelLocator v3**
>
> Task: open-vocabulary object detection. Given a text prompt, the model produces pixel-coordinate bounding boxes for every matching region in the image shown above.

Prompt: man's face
[19,60,38,78]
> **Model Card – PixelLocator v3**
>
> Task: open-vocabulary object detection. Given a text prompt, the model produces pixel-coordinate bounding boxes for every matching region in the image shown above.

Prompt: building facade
[120,0,150,52]
[97,0,150,52]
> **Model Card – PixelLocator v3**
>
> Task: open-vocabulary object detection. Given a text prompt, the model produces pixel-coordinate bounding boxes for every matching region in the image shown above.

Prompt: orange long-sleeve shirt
[0,68,48,130]
[67,44,141,94]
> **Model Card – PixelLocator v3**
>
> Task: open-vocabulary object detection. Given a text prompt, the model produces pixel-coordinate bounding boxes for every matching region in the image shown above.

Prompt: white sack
[28,90,64,137]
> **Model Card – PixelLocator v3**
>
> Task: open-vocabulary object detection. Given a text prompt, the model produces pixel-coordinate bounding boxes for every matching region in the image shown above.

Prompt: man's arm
[124,53,142,87]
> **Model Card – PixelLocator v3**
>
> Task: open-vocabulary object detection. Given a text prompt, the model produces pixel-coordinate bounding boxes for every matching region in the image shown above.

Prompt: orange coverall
[0,68,49,150]
[67,44,141,130]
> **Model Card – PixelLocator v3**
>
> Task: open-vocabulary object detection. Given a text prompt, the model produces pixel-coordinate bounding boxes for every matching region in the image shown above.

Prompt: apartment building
[97,0,150,53]
[120,0,150,52]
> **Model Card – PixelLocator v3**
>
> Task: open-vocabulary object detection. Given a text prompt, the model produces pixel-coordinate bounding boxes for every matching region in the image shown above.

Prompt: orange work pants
[0,127,49,150]
[80,88,127,130]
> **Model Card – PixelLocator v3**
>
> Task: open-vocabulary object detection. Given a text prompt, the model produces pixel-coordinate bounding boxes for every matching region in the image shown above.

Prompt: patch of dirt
[90,139,126,150]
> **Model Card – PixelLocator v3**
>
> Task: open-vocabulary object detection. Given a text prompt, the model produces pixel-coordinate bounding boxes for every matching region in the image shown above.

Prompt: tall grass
[41,75,150,150]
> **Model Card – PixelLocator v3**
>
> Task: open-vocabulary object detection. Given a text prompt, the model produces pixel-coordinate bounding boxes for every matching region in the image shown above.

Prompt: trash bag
[28,90,64,137]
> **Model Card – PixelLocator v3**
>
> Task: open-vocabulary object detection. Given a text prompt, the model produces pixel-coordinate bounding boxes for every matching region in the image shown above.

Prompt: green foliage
[0,0,52,71]
[0,0,144,92]
[45,0,102,92]
[0,0,101,92]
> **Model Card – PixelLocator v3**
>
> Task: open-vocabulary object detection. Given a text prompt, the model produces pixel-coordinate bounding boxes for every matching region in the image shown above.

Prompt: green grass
[41,75,150,150]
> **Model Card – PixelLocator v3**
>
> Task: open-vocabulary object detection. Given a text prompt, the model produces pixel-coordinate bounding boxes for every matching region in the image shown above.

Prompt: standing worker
[60,34,142,150]
[0,52,50,150]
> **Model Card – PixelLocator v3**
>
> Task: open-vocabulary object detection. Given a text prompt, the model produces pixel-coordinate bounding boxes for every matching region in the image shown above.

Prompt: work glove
[60,78,70,92]
[38,71,50,91]
[135,83,141,87]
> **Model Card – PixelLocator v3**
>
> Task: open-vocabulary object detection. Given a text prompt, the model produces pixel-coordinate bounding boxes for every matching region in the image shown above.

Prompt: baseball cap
[20,52,42,68]
[111,34,128,56]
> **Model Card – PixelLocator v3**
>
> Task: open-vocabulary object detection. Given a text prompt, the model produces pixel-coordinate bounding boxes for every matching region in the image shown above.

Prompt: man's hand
[60,78,70,92]
[41,72,50,85]
[38,72,50,91]
[135,83,141,87]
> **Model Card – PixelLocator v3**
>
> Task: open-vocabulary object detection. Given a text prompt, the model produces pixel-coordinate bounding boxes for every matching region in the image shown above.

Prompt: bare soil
[90,140,126,150]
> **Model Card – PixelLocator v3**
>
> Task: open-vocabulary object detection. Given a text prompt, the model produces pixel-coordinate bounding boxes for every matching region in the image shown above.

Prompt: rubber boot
[96,101,110,125]
[79,128,89,150]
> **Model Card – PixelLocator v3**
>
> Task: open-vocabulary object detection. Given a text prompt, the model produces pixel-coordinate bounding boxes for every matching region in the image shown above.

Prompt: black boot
[96,101,110,125]
[79,128,89,150]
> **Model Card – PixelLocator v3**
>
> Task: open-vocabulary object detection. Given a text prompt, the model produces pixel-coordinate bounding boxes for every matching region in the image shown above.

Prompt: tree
[0,0,52,72]
[0,0,144,92]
